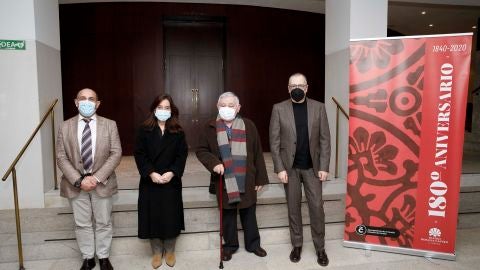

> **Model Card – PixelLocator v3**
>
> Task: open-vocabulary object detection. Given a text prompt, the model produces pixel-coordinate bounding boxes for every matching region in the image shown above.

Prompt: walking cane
[218,174,224,269]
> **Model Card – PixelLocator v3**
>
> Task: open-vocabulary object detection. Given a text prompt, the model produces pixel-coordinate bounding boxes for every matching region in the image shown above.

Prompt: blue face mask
[155,109,171,121]
[78,100,97,117]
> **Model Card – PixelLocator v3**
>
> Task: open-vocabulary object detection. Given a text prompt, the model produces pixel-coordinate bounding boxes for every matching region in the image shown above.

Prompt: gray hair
[218,91,240,105]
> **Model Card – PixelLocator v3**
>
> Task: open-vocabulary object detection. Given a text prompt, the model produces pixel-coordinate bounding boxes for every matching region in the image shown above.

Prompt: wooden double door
[164,20,224,149]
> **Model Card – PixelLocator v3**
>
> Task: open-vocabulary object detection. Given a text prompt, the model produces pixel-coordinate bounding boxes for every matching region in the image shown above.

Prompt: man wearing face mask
[56,88,122,270]
[269,73,331,266]
[196,92,269,262]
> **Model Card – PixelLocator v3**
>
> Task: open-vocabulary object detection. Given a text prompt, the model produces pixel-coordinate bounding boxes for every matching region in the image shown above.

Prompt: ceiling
[58,0,480,37]
[388,1,480,36]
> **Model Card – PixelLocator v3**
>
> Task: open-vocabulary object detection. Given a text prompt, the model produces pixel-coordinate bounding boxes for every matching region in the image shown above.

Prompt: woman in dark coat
[134,94,188,269]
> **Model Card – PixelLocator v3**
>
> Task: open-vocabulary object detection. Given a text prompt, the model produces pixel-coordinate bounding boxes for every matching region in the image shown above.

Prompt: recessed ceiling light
[429,24,434,27]
[473,26,477,29]
[421,11,426,15]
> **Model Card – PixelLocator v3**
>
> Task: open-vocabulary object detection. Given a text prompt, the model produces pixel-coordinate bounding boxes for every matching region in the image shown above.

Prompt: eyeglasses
[288,84,308,89]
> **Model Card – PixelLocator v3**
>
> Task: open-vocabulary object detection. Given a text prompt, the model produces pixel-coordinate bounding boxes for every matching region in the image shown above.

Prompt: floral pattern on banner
[345,39,425,248]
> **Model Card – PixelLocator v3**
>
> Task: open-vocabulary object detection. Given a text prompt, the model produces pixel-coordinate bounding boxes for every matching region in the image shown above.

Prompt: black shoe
[252,246,267,257]
[289,246,302,263]
[99,258,114,270]
[80,258,95,270]
[222,249,233,261]
[317,249,329,267]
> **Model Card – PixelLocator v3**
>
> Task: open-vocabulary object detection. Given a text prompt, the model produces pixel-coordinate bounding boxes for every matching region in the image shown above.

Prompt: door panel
[196,56,223,116]
[165,21,224,149]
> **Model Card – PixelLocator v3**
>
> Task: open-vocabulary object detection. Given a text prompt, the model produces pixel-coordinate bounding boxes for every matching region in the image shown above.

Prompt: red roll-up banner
[344,33,472,260]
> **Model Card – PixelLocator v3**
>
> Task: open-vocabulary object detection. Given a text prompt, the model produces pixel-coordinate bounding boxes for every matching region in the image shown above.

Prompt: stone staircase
[1,154,480,269]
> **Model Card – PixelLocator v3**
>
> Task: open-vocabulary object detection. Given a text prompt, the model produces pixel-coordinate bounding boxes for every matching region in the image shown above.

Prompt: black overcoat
[134,125,188,239]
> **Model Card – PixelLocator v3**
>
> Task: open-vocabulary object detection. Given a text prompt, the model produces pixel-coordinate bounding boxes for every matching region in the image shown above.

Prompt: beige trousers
[69,190,113,259]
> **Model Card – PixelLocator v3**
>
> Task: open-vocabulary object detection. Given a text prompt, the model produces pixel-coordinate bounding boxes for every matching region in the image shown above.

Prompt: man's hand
[318,171,328,181]
[150,172,163,184]
[161,172,174,184]
[80,177,97,191]
[277,170,288,184]
[213,164,225,175]
[255,185,263,192]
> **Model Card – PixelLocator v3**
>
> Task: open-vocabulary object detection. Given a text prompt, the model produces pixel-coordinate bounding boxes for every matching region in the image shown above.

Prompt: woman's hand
[160,172,175,184]
[149,172,163,184]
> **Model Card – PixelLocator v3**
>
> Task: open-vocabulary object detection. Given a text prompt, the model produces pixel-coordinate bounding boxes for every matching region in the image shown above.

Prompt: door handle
[191,88,200,123]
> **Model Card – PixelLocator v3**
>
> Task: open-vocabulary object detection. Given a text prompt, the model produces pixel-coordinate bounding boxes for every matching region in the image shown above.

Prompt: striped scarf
[216,116,247,204]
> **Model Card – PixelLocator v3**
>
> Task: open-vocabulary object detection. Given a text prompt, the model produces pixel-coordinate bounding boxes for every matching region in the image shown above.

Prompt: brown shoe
[165,252,176,267]
[317,249,329,267]
[151,253,162,269]
[252,246,267,257]
[289,246,302,263]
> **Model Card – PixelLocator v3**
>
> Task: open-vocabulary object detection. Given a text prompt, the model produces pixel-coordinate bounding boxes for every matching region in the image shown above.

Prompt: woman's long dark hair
[142,94,183,133]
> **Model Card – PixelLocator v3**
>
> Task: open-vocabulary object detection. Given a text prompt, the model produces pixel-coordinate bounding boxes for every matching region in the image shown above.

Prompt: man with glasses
[56,88,122,270]
[269,73,331,266]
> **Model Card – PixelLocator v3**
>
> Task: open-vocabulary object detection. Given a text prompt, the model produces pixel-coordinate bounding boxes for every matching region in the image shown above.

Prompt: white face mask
[218,106,237,121]
[155,109,171,121]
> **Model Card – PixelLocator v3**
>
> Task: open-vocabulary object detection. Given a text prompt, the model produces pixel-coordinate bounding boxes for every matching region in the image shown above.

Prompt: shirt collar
[78,114,97,122]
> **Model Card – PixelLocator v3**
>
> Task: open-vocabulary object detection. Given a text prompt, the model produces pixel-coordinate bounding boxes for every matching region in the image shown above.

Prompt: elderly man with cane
[196,92,269,266]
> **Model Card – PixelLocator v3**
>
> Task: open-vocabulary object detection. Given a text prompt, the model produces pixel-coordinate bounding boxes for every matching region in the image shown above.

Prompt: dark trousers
[222,205,261,252]
[284,168,325,251]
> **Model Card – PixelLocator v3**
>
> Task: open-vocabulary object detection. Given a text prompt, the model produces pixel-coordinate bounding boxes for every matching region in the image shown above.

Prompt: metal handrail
[1,98,58,270]
[331,97,349,179]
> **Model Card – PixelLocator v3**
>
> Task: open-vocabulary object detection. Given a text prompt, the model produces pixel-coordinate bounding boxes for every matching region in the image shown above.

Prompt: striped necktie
[81,118,93,173]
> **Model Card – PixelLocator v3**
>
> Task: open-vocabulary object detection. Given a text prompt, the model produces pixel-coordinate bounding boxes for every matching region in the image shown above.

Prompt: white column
[0,0,63,209]
[325,0,387,179]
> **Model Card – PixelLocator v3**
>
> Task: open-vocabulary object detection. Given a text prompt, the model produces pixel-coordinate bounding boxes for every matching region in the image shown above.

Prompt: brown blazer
[269,98,331,176]
[56,115,122,199]
[196,117,269,209]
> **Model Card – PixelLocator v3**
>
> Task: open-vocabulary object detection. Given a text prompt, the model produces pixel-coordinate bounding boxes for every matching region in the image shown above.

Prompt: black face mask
[290,88,305,102]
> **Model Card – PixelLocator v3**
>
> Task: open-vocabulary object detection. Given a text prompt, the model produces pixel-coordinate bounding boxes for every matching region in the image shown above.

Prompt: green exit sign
[0,40,26,50]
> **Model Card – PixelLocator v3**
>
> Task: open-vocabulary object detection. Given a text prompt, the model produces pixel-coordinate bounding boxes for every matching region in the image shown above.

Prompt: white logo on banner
[429,228,442,238]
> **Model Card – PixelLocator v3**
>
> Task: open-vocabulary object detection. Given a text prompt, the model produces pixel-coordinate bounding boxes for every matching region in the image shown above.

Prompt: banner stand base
[343,240,456,261]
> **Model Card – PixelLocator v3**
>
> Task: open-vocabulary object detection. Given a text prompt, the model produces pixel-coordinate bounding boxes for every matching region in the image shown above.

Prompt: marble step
[43,174,480,209]
[2,214,480,264]
[2,228,480,270]
[114,153,281,190]
[0,199,345,234]
[44,179,346,208]
[0,223,345,263]
[3,177,480,234]
[1,192,479,248]
[45,173,480,208]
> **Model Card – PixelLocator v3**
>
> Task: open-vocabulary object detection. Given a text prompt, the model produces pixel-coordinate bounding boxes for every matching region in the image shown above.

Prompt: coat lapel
[284,101,297,138]
[93,116,104,171]
[152,127,176,162]
[307,98,314,139]
[71,116,80,159]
